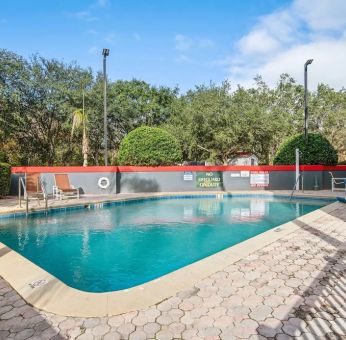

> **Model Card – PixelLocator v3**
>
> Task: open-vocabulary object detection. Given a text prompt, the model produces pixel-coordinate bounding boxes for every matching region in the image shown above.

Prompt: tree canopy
[273,133,338,165]
[1,49,345,166]
[117,126,182,166]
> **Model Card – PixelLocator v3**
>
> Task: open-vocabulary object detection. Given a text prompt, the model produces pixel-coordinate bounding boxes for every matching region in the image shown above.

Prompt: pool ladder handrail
[19,176,48,216]
[290,173,302,201]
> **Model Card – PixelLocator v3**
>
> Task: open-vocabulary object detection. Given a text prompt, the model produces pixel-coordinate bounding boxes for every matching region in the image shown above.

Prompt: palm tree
[72,91,89,166]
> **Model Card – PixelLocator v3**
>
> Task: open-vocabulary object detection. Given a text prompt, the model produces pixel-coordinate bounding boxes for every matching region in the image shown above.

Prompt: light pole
[304,59,313,142]
[102,48,110,166]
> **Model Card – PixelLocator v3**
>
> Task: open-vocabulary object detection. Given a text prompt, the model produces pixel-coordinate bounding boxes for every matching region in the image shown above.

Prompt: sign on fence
[183,171,193,181]
[250,171,269,187]
[196,172,223,188]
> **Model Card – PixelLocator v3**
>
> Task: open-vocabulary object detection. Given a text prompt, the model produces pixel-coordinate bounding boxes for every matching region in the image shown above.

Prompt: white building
[228,153,258,166]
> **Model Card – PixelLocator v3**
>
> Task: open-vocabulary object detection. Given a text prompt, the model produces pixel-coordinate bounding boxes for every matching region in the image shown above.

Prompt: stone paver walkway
[1,204,346,339]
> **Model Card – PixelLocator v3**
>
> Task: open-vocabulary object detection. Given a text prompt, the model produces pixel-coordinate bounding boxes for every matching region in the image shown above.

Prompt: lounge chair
[329,172,346,192]
[19,173,47,210]
[53,174,80,200]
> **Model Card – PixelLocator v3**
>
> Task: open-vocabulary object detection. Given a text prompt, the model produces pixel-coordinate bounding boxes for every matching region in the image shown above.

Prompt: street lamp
[102,48,110,166]
[304,59,313,142]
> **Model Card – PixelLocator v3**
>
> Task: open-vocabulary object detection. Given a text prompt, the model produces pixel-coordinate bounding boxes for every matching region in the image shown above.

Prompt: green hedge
[273,133,338,165]
[0,162,11,197]
[118,126,183,166]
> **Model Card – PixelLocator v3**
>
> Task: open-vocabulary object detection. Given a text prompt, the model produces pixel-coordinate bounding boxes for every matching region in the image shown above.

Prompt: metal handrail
[18,177,26,207]
[290,173,301,201]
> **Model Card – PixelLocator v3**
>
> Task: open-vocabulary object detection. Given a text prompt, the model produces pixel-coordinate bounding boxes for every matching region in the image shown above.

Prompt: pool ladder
[290,173,303,201]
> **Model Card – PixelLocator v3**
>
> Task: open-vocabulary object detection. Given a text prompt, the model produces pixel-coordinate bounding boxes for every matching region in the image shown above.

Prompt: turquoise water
[0,196,329,292]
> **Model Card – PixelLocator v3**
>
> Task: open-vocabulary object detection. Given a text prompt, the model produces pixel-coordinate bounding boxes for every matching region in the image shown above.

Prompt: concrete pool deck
[0,192,345,338]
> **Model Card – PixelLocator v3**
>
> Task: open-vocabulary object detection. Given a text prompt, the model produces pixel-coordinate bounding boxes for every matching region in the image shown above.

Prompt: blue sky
[1,0,345,91]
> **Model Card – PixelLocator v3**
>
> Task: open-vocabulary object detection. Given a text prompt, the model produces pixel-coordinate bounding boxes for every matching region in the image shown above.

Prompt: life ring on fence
[98,177,110,189]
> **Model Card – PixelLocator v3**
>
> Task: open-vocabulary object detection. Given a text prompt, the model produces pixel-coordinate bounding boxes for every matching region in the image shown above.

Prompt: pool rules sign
[250,171,269,187]
[196,172,223,188]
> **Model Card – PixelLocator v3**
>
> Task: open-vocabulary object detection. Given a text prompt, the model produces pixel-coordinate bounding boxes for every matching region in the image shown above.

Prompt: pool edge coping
[0,190,337,219]
[0,195,341,317]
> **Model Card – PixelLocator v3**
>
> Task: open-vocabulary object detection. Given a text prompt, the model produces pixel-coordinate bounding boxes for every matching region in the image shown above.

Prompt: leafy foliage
[0,163,11,196]
[117,126,182,165]
[0,49,92,165]
[1,49,346,166]
[273,133,338,165]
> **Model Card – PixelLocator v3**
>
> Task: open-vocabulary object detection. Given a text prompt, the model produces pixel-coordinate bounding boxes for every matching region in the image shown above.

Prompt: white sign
[230,172,241,177]
[241,171,250,177]
[183,171,193,181]
[250,171,269,187]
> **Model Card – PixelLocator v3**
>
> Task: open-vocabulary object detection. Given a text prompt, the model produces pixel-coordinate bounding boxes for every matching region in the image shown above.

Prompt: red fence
[11,165,346,173]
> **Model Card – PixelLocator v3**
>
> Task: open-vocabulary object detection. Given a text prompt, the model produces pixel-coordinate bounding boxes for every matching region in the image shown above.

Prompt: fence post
[295,148,300,191]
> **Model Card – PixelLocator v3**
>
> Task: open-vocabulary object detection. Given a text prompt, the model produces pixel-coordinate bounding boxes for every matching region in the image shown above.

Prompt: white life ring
[98,177,110,189]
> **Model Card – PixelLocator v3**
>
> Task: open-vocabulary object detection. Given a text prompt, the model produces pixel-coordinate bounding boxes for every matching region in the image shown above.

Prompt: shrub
[0,162,11,197]
[273,133,338,165]
[0,150,7,162]
[118,126,183,166]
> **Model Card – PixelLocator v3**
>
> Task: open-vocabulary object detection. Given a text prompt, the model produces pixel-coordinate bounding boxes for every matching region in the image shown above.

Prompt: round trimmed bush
[118,126,183,166]
[273,133,338,165]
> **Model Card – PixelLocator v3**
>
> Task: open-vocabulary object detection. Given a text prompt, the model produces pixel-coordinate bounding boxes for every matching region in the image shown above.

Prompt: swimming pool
[0,195,331,292]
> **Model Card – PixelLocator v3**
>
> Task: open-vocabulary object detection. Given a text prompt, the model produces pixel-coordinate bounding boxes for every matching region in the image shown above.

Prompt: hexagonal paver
[231,319,258,338]
[257,318,282,337]
[249,305,272,321]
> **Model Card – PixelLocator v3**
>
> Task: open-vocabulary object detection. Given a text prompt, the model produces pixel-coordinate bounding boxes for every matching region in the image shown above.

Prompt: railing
[18,177,26,208]
[290,173,302,201]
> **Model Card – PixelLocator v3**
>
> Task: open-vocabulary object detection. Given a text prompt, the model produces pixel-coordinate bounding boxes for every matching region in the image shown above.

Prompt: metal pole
[304,64,308,141]
[304,59,313,143]
[103,54,108,166]
[295,148,300,191]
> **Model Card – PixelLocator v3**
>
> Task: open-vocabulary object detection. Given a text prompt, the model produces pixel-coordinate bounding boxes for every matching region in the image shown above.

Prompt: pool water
[0,196,329,292]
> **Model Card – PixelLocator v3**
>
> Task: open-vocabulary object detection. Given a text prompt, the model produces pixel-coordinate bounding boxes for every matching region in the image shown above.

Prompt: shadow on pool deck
[258,211,346,338]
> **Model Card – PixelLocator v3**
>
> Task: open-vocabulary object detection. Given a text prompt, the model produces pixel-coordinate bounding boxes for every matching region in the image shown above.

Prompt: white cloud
[225,0,346,89]
[174,34,214,51]
[293,0,346,31]
[174,34,192,51]
[71,11,98,22]
[238,29,280,55]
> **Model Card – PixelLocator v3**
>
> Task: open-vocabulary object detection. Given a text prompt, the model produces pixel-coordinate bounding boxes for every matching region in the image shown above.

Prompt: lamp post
[304,59,313,142]
[102,48,110,166]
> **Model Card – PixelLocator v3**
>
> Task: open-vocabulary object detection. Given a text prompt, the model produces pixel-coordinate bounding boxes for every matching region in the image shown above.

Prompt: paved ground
[1,204,346,339]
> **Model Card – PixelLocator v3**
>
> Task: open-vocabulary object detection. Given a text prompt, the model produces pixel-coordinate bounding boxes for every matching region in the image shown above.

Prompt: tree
[273,133,338,165]
[71,92,89,166]
[0,49,93,165]
[1,49,346,166]
[165,81,238,163]
[117,126,182,165]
